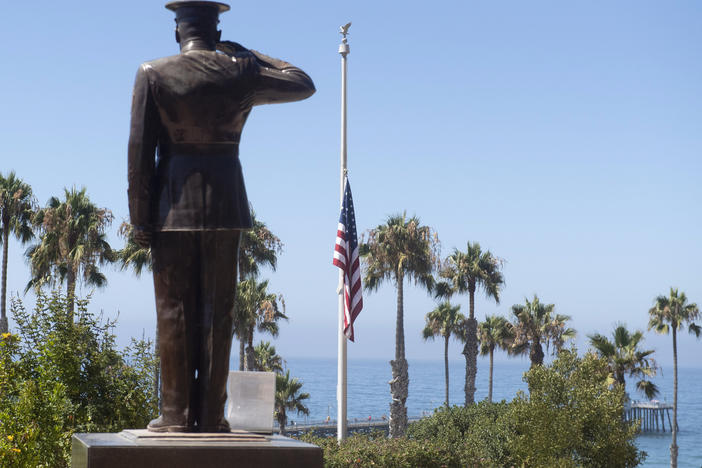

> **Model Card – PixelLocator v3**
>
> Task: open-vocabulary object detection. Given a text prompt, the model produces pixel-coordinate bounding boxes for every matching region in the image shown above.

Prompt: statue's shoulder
[138,54,181,73]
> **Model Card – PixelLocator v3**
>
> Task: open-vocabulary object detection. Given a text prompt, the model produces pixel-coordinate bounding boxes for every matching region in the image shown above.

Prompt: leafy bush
[508,349,643,467]
[302,431,468,468]
[407,401,513,465]
[302,350,644,468]
[0,291,158,467]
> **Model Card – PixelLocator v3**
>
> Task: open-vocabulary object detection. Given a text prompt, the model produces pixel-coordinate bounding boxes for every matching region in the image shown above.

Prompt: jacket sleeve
[127,64,159,230]
[249,49,316,106]
[216,41,315,106]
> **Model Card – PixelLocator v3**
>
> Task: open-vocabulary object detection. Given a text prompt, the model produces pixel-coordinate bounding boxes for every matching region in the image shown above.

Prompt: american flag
[333,177,363,341]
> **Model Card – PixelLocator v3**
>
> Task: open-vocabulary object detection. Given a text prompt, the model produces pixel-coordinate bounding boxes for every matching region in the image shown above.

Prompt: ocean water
[282,357,702,467]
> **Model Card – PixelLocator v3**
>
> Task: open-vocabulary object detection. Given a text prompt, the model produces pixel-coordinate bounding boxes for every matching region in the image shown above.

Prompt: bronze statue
[128,0,314,432]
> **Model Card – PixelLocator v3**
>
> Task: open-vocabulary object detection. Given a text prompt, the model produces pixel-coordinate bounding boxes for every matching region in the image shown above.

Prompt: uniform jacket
[128,45,315,231]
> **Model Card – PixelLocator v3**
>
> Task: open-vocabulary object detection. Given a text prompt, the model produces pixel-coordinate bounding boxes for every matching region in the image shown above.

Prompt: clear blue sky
[2,1,701,368]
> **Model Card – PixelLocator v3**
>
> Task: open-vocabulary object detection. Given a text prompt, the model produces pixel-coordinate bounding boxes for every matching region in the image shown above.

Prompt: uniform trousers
[152,230,240,430]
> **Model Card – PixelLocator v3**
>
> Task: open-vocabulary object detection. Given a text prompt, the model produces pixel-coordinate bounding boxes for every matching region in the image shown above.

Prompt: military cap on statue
[165,1,230,13]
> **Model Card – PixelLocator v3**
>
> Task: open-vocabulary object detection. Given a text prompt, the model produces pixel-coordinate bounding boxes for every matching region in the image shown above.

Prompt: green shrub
[302,431,469,468]
[0,291,158,467]
[508,349,643,467]
[407,401,513,465]
[302,350,644,468]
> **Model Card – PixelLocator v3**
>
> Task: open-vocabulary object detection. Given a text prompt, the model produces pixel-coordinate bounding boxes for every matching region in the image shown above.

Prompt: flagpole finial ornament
[339,22,351,38]
[338,22,351,56]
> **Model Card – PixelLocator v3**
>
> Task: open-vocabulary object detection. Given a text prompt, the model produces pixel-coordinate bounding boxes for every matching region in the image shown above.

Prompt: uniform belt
[159,142,239,157]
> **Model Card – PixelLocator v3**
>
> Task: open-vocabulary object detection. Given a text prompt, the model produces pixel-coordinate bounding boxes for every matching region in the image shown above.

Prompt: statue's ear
[175,28,181,43]
[215,29,222,43]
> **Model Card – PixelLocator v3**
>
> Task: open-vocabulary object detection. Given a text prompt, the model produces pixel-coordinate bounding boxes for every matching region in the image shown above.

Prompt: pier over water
[625,400,676,432]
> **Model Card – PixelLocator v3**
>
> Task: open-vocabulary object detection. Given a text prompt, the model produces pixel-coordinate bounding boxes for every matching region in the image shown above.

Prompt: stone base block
[72,430,323,468]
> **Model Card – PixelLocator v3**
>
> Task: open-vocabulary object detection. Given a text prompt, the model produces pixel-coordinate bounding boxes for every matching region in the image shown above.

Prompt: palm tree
[422,302,465,407]
[588,324,658,399]
[0,172,35,333]
[477,315,514,402]
[116,222,152,276]
[234,212,282,370]
[546,312,577,356]
[26,187,114,318]
[438,242,504,405]
[238,211,283,279]
[360,213,439,437]
[253,341,285,374]
[275,370,310,436]
[511,295,574,368]
[234,278,287,371]
[648,288,700,468]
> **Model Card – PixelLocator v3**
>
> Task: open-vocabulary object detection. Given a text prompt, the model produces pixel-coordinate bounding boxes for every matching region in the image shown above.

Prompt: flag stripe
[333,176,363,342]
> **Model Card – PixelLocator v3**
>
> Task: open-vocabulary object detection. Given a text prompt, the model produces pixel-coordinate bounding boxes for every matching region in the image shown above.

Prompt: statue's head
[165,1,230,48]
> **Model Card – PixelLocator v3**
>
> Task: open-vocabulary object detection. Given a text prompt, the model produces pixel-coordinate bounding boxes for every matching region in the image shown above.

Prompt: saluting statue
[127,0,314,432]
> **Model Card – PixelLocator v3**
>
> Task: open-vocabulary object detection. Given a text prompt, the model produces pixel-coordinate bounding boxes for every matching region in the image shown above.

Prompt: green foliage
[588,323,659,399]
[478,315,514,357]
[648,287,700,338]
[509,349,642,467]
[407,401,514,465]
[116,221,152,277]
[275,370,310,436]
[0,291,158,467]
[0,171,35,333]
[25,187,115,300]
[239,211,283,279]
[302,432,466,468]
[0,330,70,468]
[422,302,464,343]
[437,241,505,309]
[511,295,575,367]
[422,301,465,406]
[235,278,287,343]
[253,341,284,373]
[303,350,644,468]
[360,212,439,293]
[235,278,287,371]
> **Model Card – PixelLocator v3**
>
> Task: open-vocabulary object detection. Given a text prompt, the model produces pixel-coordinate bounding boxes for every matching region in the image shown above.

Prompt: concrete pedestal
[72,430,323,468]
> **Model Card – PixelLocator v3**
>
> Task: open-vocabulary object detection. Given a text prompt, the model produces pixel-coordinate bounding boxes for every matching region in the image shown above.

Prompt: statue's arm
[127,65,159,245]
[250,49,315,105]
[217,41,315,105]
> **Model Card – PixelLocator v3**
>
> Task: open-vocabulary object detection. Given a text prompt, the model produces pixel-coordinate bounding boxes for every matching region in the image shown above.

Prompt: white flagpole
[337,22,351,443]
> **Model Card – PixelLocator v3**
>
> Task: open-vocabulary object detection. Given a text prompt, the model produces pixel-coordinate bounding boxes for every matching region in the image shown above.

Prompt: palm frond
[636,379,660,400]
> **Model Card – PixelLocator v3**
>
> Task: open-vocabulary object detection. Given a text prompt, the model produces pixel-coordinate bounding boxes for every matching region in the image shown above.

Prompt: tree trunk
[615,369,626,387]
[66,264,76,321]
[0,225,9,334]
[245,346,255,371]
[389,271,408,438]
[671,326,678,468]
[463,316,478,405]
[530,340,544,368]
[239,337,246,371]
[444,334,449,407]
[488,346,494,403]
[389,358,408,438]
[278,411,286,436]
[468,285,476,321]
[395,272,405,360]
[245,326,255,371]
